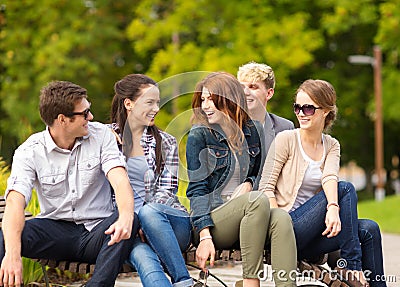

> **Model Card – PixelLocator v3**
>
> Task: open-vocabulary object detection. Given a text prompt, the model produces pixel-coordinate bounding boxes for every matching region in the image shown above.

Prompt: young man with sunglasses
[0,81,138,287]
[237,61,294,189]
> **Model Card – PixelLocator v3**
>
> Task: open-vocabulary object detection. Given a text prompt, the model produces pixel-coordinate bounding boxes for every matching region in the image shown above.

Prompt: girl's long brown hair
[191,72,250,152]
[111,74,164,174]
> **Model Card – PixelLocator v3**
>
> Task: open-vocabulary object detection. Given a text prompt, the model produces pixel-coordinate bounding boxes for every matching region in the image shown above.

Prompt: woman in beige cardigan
[259,79,386,287]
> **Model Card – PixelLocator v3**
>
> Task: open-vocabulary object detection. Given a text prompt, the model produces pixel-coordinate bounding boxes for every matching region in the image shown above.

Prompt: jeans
[359,219,387,287]
[289,181,362,270]
[0,211,138,287]
[129,203,192,287]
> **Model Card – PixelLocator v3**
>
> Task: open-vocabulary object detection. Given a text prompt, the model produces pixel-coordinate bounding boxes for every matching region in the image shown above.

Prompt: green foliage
[358,195,400,234]
[1,0,400,194]
[127,0,324,90]
[0,0,139,147]
[0,157,9,192]
[22,258,43,285]
[376,0,400,51]
[320,0,378,35]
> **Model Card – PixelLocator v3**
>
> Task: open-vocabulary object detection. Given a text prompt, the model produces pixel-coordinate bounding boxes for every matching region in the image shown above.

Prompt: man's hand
[0,253,23,287]
[1,191,26,287]
[105,213,134,246]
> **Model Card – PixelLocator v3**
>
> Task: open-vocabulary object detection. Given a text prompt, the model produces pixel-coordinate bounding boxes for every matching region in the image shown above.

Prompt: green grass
[358,195,400,234]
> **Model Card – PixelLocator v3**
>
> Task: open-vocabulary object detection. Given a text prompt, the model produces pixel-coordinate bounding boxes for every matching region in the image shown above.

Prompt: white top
[290,130,326,212]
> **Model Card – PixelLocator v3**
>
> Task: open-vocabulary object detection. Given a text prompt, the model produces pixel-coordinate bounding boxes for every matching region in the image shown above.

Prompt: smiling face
[200,87,225,125]
[125,84,160,127]
[295,90,327,132]
[239,80,271,112]
[66,98,93,137]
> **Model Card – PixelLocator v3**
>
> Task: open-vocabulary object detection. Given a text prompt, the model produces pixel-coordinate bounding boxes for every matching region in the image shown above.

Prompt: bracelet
[327,202,340,211]
[200,235,213,242]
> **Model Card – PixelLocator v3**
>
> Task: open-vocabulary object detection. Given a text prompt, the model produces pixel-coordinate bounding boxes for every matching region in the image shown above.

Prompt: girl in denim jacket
[186,72,297,287]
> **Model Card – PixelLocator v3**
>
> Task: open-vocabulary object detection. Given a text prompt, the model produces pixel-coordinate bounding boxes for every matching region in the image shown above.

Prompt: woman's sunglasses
[293,103,321,116]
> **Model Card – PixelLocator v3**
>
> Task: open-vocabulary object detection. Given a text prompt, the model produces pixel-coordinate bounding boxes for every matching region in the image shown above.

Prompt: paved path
[115,233,400,286]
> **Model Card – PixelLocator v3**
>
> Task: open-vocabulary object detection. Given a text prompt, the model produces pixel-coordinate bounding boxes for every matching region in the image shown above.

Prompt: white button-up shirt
[6,122,126,231]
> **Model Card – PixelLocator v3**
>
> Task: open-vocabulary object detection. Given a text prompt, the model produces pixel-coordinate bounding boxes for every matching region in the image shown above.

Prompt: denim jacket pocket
[207,146,229,170]
[247,146,260,168]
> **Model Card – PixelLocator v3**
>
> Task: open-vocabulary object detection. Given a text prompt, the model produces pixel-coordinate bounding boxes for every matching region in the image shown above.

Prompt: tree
[126,0,324,120]
[126,0,400,195]
[0,0,138,160]
[316,0,400,194]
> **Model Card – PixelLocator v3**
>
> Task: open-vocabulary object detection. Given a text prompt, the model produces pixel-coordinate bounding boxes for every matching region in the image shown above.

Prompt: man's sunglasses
[65,108,91,120]
[293,103,321,116]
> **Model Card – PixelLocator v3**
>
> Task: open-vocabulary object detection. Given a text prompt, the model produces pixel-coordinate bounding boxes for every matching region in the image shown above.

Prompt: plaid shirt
[110,124,187,212]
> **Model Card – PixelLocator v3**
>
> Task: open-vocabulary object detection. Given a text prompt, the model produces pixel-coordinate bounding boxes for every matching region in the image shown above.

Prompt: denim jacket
[186,120,263,232]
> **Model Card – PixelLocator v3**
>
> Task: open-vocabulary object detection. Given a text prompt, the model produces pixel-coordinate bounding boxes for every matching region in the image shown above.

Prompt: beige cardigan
[259,129,340,211]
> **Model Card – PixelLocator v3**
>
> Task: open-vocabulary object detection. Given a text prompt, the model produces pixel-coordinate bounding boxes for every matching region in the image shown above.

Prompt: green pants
[267,208,297,287]
[201,191,297,286]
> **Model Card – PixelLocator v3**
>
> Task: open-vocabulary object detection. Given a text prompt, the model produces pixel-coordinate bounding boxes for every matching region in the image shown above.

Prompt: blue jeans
[129,203,193,287]
[289,181,362,270]
[359,219,387,287]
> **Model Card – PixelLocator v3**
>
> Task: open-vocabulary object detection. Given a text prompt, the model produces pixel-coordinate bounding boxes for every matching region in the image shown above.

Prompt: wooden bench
[0,196,349,287]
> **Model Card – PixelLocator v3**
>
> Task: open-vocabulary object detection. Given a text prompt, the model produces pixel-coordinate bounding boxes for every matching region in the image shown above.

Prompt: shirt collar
[44,126,85,153]
[210,124,227,142]
[44,127,59,153]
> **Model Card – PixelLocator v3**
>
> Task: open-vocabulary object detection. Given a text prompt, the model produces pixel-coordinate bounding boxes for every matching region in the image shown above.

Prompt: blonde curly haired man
[237,62,294,188]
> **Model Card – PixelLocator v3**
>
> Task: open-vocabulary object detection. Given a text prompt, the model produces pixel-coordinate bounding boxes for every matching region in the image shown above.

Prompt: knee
[138,204,156,219]
[250,191,270,213]
[338,181,357,199]
[269,208,293,232]
[129,240,159,267]
[138,204,162,225]
[359,219,382,243]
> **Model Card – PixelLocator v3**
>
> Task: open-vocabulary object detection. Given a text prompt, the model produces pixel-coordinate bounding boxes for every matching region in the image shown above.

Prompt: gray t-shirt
[127,155,152,213]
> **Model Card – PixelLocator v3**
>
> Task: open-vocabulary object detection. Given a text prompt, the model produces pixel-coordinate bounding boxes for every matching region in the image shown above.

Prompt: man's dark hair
[39,81,87,126]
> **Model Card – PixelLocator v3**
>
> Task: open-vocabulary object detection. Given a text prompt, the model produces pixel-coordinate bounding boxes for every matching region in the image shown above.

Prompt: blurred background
[1,1,400,284]
[1,0,400,204]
